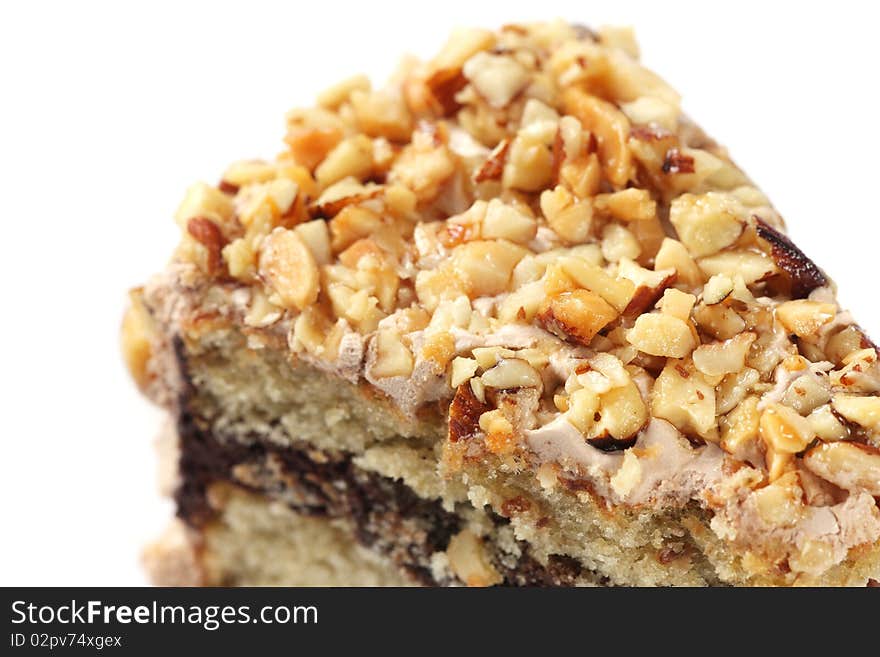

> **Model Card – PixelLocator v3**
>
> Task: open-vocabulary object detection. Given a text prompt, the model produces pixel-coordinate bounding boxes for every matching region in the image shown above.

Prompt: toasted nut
[601,223,641,262]
[372,330,414,378]
[593,188,656,223]
[657,288,696,322]
[807,404,849,442]
[290,306,334,356]
[293,219,331,265]
[390,130,456,199]
[566,387,600,434]
[330,205,384,252]
[315,135,374,187]
[593,379,648,442]
[540,186,593,244]
[802,442,880,495]
[537,289,618,346]
[782,372,831,416]
[317,74,371,109]
[610,450,643,497]
[720,395,761,461]
[471,346,515,371]
[618,260,676,318]
[431,27,495,72]
[350,89,413,142]
[450,240,529,298]
[702,274,735,305]
[174,182,234,229]
[497,280,548,323]
[832,394,880,432]
[752,471,804,526]
[563,87,633,188]
[716,367,760,415]
[473,138,510,183]
[651,359,717,441]
[451,356,480,388]
[668,192,745,258]
[414,265,466,313]
[520,98,560,137]
[654,238,703,288]
[446,529,502,587]
[759,403,814,454]
[830,348,880,393]
[220,160,277,187]
[755,218,827,299]
[258,228,319,310]
[765,445,795,483]
[775,300,837,338]
[826,325,871,365]
[560,257,635,312]
[620,96,678,131]
[478,408,517,455]
[222,237,258,281]
[692,332,756,377]
[310,177,382,218]
[481,199,537,244]
[481,358,542,389]
[121,290,155,391]
[626,313,696,358]
[463,51,529,108]
[502,133,554,192]
[244,289,283,328]
[284,108,346,170]
[186,216,227,275]
[693,303,746,340]
[698,250,776,285]
[327,285,384,333]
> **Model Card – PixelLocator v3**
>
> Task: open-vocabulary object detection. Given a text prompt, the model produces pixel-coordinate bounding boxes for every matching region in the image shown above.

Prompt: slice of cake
[125,20,880,586]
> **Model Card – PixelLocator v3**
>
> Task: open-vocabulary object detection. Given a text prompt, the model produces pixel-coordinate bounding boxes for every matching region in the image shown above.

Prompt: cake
[124,20,880,586]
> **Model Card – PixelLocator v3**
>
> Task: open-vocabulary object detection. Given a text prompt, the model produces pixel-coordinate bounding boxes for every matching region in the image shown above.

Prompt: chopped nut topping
[759,403,814,455]
[372,330,414,378]
[802,442,880,495]
[776,300,837,338]
[481,199,537,244]
[145,21,880,575]
[120,289,155,391]
[652,359,717,441]
[258,228,320,310]
[463,52,530,109]
[481,358,542,389]
[537,289,618,346]
[627,313,696,359]
[832,394,880,433]
[669,192,745,258]
[692,332,756,377]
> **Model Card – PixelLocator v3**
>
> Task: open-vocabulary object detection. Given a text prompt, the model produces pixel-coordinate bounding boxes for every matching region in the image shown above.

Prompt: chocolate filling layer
[173,337,595,586]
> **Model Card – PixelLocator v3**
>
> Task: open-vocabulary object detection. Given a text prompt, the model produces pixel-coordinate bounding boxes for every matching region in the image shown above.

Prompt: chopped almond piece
[627,314,696,358]
[669,192,745,258]
[692,332,756,377]
[258,228,320,311]
[537,289,618,346]
[560,257,635,312]
[759,403,814,454]
[654,238,703,288]
[776,300,837,338]
[832,394,880,433]
[803,442,880,495]
[651,360,717,441]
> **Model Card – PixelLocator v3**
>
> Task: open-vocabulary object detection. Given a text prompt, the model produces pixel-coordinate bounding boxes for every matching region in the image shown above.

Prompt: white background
[1,0,878,585]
